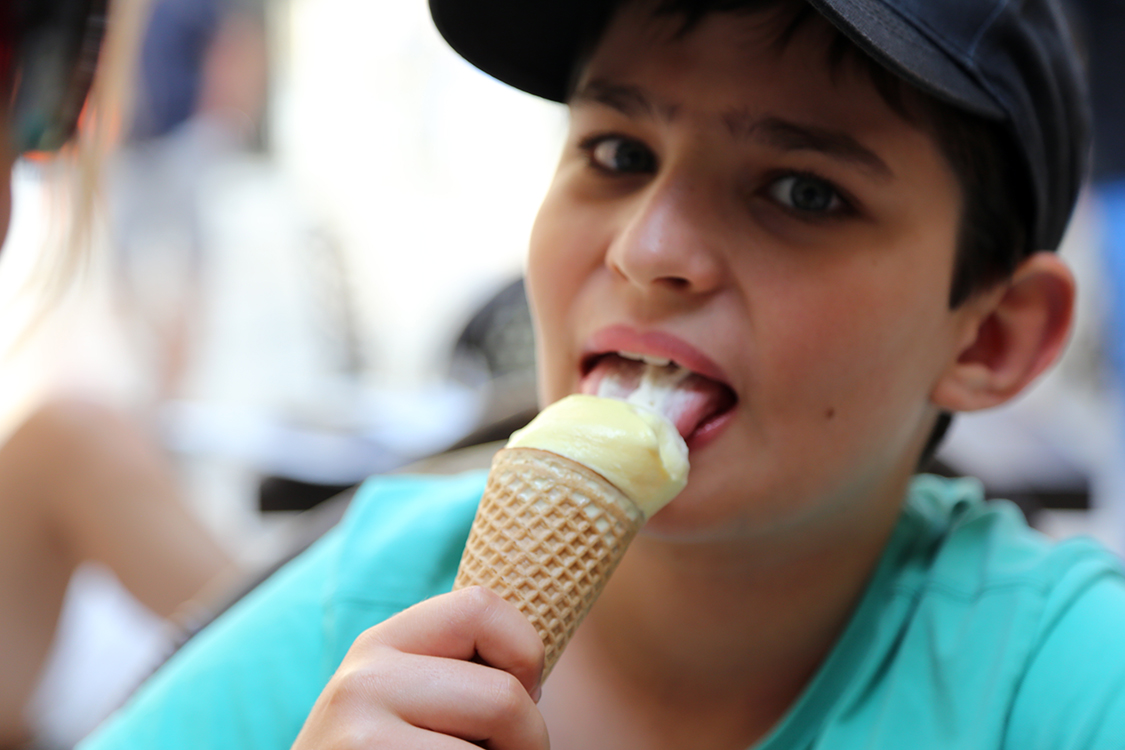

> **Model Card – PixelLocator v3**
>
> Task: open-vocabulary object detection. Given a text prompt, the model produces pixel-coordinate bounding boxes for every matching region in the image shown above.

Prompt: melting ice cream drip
[505,393,689,515]
[597,362,696,431]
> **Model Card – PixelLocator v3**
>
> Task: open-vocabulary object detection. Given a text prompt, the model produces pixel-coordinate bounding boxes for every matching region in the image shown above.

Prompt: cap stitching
[838,0,1005,116]
[886,0,1031,156]
[873,2,980,71]
[866,1,1017,128]
[967,0,1013,58]
[817,1,1039,239]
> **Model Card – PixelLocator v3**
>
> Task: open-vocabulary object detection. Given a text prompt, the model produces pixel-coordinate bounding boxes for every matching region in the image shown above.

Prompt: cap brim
[432,0,1006,119]
[429,0,599,102]
[805,0,1004,119]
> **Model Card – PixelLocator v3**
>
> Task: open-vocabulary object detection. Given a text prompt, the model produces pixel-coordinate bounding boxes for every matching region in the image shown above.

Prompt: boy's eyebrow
[741,116,894,180]
[571,79,679,120]
[572,79,893,181]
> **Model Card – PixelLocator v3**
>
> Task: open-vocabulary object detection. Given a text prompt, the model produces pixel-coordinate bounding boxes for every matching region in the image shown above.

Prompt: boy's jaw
[577,325,738,450]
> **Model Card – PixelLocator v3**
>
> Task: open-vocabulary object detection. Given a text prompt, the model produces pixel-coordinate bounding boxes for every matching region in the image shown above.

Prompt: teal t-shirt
[81,472,1125,749]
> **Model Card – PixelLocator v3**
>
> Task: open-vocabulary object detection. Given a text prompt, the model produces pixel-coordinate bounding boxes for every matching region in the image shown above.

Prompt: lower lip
[684,406,737,452]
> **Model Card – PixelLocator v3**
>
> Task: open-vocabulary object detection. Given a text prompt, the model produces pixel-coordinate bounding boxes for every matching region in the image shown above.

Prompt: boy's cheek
[528,195,610,303]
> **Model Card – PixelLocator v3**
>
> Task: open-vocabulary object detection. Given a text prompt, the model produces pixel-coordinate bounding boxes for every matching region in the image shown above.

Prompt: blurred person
[0,2,237,748]
[109,0,435,518]
[111,0,272,400]
[109,0,371,459]
[0,399,234,749]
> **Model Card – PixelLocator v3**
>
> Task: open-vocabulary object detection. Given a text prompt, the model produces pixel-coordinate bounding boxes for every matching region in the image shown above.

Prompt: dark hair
[571,0,1037,463]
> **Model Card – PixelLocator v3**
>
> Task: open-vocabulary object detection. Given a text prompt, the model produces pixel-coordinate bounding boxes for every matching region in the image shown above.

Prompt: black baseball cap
[429,0,1090,253]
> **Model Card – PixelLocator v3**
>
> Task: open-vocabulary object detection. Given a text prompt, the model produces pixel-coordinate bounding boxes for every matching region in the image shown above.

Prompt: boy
[82,0,1125,748]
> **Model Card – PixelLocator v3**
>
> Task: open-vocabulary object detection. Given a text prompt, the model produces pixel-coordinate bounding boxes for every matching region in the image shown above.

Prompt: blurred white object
[159,380,483,486]
[24,564,175,749]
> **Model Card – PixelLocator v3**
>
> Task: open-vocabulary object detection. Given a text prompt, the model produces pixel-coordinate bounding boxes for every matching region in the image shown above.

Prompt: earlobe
[931,252,1075,412]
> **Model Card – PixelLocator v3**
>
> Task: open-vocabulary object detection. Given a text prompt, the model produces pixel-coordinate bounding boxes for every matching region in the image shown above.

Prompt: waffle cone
[454,447,644,678]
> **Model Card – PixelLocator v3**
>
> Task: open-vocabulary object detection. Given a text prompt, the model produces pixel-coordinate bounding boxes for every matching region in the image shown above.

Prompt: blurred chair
[449,276,539,440]
[256,276,540,515]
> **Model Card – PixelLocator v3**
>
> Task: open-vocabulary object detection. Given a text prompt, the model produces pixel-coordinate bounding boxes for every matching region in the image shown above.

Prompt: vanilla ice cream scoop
[506,394,689,517]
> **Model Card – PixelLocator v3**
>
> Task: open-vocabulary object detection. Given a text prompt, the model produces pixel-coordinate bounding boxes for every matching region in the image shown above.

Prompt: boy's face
[527,2,988,541]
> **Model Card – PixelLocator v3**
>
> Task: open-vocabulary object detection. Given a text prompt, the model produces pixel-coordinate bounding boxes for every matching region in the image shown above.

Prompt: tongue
[580,355,733,439]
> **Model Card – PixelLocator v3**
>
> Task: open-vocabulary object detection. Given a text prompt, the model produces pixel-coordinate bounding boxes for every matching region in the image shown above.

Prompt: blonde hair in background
[23,0,152,307]
[0,0,154,437]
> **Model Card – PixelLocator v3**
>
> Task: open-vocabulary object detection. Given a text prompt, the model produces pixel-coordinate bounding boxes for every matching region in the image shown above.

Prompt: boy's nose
[606,179,726,297]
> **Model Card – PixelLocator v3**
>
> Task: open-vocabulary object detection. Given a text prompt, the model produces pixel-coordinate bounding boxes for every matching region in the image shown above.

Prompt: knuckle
[487,670,530,716]
[307,671,395,748]
[457,585,527,634]
[328,727,392,750]
[328,665,375,706]
[323,733,368,750]
[455,584,504,615]
[351,623,388,652]
[330,657,397,709]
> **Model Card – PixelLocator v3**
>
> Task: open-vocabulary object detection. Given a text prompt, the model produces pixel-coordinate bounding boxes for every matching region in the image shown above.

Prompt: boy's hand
[290,586,549,749]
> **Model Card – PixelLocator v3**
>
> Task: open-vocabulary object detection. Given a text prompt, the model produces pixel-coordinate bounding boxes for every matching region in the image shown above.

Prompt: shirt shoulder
[762,475,1125,750]
[79,471,486,750]
[899,478,1125,750]
[805,475,1125,749]
[897,474,1123,599]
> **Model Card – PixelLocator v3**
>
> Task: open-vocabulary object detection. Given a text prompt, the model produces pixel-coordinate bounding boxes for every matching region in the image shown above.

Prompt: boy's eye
[768,174,844,214]
[582,135,657,174]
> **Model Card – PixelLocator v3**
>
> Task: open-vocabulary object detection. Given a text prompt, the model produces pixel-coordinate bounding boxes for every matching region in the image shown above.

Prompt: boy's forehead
[575,3,893,134]
[570,8,962,198]
[430,0,1089,254]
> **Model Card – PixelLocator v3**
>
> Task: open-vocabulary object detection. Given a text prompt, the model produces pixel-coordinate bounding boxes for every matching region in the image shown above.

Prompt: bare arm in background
[0,398,236,748]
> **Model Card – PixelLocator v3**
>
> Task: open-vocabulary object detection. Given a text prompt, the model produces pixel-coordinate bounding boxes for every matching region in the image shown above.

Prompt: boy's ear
[931,252,1074,412]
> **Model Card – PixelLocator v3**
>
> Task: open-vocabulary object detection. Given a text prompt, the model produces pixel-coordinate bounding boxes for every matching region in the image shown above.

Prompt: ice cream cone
[454,446,645,678]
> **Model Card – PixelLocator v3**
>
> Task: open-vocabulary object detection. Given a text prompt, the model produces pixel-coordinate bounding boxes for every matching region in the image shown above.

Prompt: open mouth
[580,351,738,444]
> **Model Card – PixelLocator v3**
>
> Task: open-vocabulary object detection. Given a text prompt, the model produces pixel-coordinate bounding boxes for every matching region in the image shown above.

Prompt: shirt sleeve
[77,524,343,750]
[1004,562,1125,750]
[78,471,483,750]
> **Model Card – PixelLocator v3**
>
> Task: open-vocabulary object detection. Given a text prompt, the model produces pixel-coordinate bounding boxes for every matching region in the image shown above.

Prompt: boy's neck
[542,471,910,749]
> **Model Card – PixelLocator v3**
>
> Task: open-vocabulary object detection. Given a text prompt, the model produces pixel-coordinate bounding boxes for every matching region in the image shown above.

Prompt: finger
[294,711,494,750]
[362,586,545,696]
[352,651,550,750]
[353,724,497,750]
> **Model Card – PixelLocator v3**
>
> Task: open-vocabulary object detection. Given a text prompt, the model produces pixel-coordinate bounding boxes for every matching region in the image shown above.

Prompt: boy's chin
[634,483,780,545]
[635,463,897,547]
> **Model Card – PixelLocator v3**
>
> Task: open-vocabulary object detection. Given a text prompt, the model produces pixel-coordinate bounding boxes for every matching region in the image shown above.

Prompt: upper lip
[581,325,732,387]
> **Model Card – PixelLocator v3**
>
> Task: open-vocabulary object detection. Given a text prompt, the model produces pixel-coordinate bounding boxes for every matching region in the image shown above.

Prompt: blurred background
[1,0,1123,747]
[2,0,559,745]
[1,0,562,543]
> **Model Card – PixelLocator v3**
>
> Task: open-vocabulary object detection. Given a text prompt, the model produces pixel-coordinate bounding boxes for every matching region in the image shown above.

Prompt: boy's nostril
[659,276,691,291]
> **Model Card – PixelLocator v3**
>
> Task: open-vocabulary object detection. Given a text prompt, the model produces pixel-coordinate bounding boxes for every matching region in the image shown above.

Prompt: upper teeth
[618,351,673,367]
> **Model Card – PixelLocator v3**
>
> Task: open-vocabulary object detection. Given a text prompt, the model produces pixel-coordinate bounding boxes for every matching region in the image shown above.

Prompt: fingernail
[531,684,543,703]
